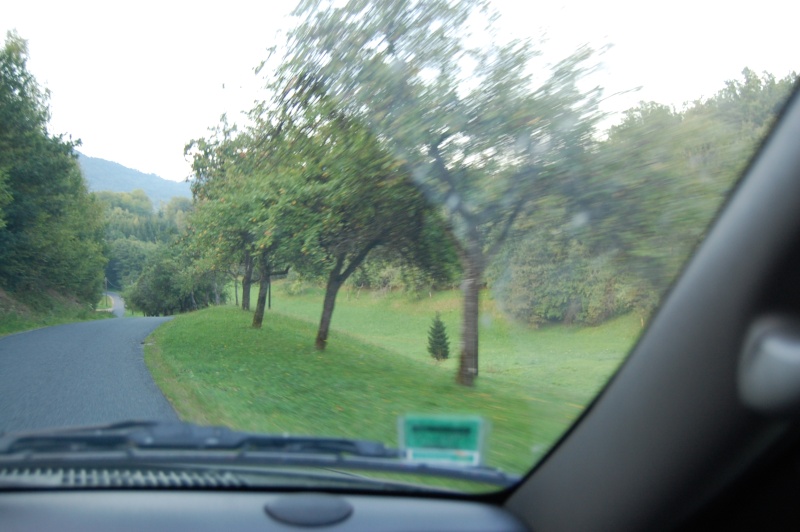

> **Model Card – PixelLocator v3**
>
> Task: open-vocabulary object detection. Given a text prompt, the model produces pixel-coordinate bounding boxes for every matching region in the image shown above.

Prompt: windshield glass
[0,1,796,493]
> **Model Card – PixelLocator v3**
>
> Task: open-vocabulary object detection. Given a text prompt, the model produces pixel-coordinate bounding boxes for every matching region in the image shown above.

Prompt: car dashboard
[0,489,527,531]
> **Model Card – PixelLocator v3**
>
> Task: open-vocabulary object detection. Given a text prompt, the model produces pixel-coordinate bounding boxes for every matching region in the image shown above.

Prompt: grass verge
[146,294,640,481]
[0,289,114,337]
[96,294,114,310]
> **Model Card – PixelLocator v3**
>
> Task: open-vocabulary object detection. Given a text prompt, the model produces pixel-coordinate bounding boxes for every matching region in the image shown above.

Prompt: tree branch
[427,142,480,228]
[486,194,528,258]
[339,233,386,282]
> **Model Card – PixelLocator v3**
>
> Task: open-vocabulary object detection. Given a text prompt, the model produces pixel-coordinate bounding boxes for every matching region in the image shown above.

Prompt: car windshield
[0,1,796,494]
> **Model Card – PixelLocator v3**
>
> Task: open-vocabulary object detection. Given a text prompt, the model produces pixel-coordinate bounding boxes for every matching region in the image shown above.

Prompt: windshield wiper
[0,421,396,458]
[0,421,520,488]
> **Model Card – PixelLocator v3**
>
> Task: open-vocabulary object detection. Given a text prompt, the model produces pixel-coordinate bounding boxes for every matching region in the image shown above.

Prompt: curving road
[107,291,126,318]
[0,315,178,433]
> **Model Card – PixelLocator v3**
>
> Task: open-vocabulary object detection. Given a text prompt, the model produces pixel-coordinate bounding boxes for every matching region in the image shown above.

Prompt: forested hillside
[94,189,224,317]
[78,152,191,208]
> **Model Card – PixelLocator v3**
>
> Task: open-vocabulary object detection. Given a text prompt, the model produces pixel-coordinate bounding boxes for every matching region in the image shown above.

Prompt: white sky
[3,1,798,182]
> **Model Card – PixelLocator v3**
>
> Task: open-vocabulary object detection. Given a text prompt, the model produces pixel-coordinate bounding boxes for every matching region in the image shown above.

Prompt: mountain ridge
[77,152,192,208]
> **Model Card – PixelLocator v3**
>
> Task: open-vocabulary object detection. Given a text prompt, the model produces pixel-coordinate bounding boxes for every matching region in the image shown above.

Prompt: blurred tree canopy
[279,0,602,384]
[489,69,797,327]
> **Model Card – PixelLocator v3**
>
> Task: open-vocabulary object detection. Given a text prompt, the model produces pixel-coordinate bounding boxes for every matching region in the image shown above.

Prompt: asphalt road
[0,317,178,433]
[107,291,126,318]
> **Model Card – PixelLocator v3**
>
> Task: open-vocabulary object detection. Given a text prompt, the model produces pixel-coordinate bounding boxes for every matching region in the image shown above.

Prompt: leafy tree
[346,218,461,298]
[0,31,106,304]
[248,89,431,347]
[185,124,260,312]
[124,242,224,316]
[281,0,601,384]
[161,196,193,232]
[106,237,157,288]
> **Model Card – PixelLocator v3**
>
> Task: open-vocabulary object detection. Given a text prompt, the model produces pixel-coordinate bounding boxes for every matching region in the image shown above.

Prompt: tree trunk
[252,256,270,328]
[232,272,239,307]
[315,269,342,350]
[457,247,484,387]
[213,272,220,305]
[314,241,382,351]
[242,250,253,311]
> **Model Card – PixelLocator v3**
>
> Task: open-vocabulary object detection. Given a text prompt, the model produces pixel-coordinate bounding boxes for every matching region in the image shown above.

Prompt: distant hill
[77,152,192,208]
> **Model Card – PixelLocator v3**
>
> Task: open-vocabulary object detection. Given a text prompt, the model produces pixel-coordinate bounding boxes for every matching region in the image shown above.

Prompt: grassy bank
[0,289,114,337]
[146,287,641,479]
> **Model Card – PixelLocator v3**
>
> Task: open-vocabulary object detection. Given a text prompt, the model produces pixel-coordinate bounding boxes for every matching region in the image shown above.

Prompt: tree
[427,312,450,360]
[186,125,260,312]
[487,68,798,329]
[248,87,431,348]
[280,0,601,383]
[124,241,224,316]
[0,31,106,304]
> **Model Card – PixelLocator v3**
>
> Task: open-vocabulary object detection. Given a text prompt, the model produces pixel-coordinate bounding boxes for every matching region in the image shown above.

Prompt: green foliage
[0,31,106,305]
[280,0,603,381]
[96,190,187,243]
[489,68,796,326]
[95,191,193,290]
[492,235,652,326]
[124,243,226,317]
[106,237,158,288]
[283,0,601,247]
[95,189,154,217]
[0,288,113,337]
[347,247,459,298]
[427,312,450,360]
[184,121,266,308]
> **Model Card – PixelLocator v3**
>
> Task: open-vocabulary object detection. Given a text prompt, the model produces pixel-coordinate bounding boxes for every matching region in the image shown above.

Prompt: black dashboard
[0,490,527,531]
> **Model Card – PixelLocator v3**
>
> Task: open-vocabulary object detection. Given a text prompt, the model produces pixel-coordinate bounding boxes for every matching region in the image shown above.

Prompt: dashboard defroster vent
[0,467,244,488]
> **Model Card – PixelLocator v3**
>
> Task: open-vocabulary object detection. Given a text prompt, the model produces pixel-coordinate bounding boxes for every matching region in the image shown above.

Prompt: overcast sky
[3,1,798,182]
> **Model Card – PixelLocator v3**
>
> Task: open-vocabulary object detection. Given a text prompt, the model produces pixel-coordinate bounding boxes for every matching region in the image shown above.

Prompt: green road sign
[399,415,487,466]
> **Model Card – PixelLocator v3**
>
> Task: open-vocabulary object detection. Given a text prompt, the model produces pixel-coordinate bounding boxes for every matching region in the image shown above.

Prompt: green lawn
[145,285,642,482]
[261,283,640,404]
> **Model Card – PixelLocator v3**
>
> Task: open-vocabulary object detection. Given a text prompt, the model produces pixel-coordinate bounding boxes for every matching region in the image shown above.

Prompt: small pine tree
[427,312,450,361]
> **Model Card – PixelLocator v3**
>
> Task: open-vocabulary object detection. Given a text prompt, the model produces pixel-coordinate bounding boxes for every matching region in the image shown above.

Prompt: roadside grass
[96,294,114,310]
[0,289,115,337]
[147,285,642,479]
[146,306,548,475]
